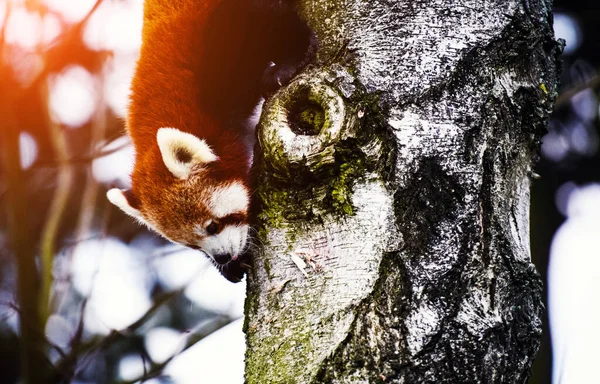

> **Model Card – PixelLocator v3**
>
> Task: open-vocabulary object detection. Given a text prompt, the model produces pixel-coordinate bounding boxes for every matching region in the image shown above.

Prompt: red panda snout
[197,223,249,264]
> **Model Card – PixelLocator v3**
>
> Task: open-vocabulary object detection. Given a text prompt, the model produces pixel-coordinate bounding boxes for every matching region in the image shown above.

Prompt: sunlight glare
[19,131,38,169]
[45,314,74,350]
[118,354,147,382]
[541,129,569,162]
[548,184,600,384]
[165,319,245,384]
[152,247,246,318]
[145,327,183,364]
[43,0,97,23]
[0,4,6,31]
[185,266,246,318]
[4,7,42,49]
[71,238,153,334]
[571,89,598,122]
[103,54,137,117]
[41,13,62,44]
[554,13,582,55]
[49,66,97,128]
[84,0,143,52]
[153,248,210,290]
[91,136,134,186]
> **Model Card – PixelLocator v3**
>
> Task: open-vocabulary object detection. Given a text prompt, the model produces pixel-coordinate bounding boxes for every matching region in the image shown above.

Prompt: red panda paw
[260,61,302,98]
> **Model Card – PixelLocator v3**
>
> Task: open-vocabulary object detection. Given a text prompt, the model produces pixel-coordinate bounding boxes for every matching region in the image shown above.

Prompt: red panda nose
[213,253,231,265]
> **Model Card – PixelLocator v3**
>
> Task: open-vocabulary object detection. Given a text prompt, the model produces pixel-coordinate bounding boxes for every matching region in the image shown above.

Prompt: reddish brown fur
[127,0,251,223]
[122,0,313,246]
[116,0,313,281]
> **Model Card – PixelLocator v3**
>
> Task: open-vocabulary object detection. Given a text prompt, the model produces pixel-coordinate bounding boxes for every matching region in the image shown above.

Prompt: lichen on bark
[245,0,560,383]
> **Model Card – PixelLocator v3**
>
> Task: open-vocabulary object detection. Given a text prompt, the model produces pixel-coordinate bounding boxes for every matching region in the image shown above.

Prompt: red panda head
[107,128,250,266]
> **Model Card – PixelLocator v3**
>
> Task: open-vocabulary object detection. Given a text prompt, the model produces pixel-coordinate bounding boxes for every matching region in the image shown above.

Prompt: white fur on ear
[107,188,142,219]
[157,127,217,179]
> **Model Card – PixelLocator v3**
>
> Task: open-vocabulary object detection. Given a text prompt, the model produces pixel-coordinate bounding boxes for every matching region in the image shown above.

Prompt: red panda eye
[206,222,219,235]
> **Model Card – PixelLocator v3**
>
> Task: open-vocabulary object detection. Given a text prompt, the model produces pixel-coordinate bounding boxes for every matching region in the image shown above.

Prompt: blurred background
[530,0,600,383]
[0,0,245,383]
[0,0,597,383]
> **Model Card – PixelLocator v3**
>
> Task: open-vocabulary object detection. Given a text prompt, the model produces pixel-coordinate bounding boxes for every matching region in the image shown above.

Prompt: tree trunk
[245,0,561,383]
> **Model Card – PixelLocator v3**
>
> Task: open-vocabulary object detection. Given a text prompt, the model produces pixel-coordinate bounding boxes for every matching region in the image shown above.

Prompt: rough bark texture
[245,0,561,383]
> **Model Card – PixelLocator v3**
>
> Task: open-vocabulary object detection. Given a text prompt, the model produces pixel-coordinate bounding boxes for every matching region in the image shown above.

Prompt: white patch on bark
[405,302,443,355]
[347,0,518,101]
[511,175,532,261]
[492,70,534,99]
[247,178,400,382]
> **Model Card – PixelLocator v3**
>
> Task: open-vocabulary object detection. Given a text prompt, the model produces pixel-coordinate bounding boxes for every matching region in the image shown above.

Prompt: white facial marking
[156,127,218,179]
[107,188,142,219]
[199,224,249,259]
[209,182,250,218]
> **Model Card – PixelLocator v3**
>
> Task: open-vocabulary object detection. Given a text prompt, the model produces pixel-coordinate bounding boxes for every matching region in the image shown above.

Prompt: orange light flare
[0,0,119,144]
[0,0,104,94]
[2,0,55,90]
[1,0,144,139]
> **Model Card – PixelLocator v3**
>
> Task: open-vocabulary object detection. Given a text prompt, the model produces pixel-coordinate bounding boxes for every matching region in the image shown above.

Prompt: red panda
[106,0,315,281]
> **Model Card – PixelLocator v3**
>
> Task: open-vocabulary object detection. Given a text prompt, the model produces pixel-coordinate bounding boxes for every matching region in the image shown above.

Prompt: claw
[240,262,251,270]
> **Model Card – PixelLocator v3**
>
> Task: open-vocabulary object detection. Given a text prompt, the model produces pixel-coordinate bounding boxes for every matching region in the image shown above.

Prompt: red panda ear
[156,127,218,179]
[107,188,144,220]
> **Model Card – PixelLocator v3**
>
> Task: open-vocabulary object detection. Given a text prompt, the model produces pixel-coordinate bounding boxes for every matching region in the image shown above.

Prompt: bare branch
[0,100,54,383]
[554,73,600,108]
[33,137,131,169]
[117,315,237,384]
[54,288,184,377]
[39,83,76,325]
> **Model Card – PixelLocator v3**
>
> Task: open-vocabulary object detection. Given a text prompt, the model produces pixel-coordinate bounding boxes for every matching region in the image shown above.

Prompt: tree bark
[245,0,561,383]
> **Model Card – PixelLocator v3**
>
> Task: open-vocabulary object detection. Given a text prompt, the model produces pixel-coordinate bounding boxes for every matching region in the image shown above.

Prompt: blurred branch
[42,0,106,75]
[118,315,237,384]
[68,139,130,164]
[50,106,108,382]
[47,300,88,382]
[0,3,55,382]
[554,74,600,108]
[34,137,131,169]
[54,288,186,379]
[0,103,53,382]
[75,99,108,243]
[38,82,75,326]
[0,301,68,360]
[55,252,231,381]
[52,196,114,382]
